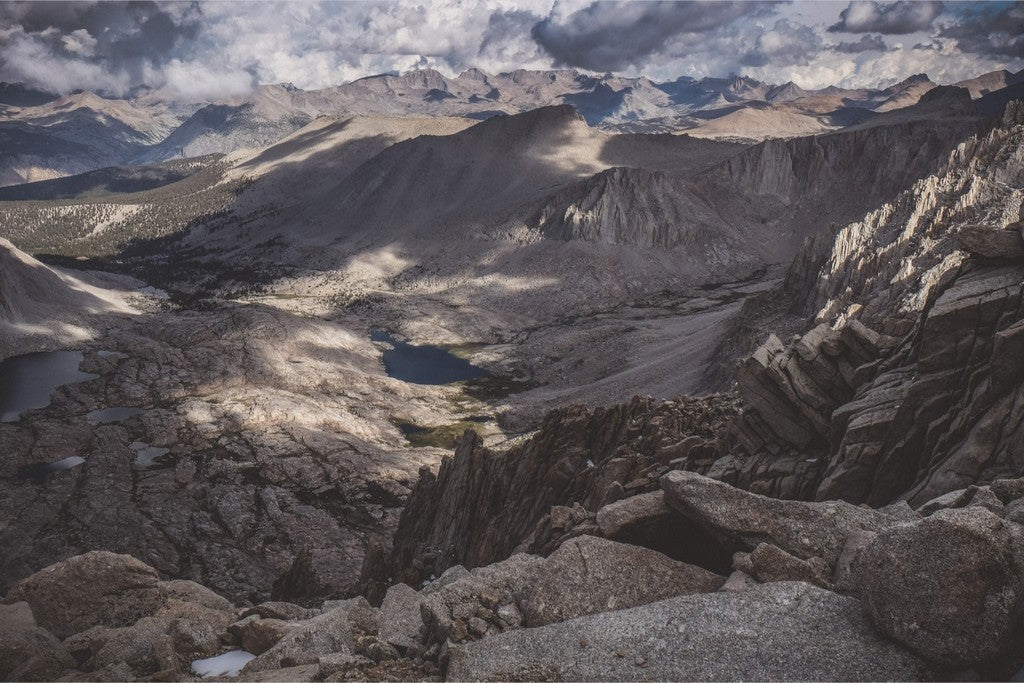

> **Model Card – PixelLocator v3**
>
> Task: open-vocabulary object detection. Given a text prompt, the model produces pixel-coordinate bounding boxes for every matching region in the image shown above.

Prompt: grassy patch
[459,375,537,401]
[391,417,493,449]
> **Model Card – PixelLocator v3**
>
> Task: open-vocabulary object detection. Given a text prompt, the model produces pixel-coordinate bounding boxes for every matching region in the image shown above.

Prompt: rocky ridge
[5,464,1024,681]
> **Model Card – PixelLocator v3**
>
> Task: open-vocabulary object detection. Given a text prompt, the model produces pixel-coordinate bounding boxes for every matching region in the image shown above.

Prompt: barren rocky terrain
[1,64,1023,682]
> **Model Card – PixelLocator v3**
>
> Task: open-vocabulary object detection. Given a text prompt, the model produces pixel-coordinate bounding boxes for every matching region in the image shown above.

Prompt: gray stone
[448,582,928,681]
[719,570,758,592]
[242,601,318,621]
[235,617,294,655]
[243,601,365,673]
[1006,499,1024,526]
[732,543,831,588]
[957,224,1024,261]
[518,535,724,627]
[0,601,74,681]
[378,582,425,652]
[854,506,1024,666]
[661,470,894,566]
[595,490,670,537]
[6,551,162,638]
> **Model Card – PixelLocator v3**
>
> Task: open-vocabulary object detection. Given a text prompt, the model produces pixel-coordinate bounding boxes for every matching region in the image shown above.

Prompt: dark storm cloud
[740,19,822,67]
[481,9,542,53]
[940,1,1024,58]
[0,1,201,91]
[833,34,889,53]
[531,0,779,72]
[828,1,943,35]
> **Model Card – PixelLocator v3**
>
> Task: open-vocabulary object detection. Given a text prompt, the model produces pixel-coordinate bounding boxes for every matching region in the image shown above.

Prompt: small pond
[371,330,489,385]
[0,351,98,422]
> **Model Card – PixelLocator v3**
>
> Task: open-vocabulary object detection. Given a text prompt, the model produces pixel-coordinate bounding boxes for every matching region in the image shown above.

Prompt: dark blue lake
[0,351,97,422]
[371,330,488,385]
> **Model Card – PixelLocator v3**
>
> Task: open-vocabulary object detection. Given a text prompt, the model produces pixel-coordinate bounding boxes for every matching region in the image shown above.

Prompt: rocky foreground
[2,467,1023,681]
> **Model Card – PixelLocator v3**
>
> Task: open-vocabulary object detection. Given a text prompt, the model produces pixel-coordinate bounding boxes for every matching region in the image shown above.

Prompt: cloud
[939,1,1024,58]
[741,19,822,67]
[60,28,98,57]
[531,0,779,72]
[0,0,1020,101]
[0,0,201,95]
[829,1,943,35]
[833,34,889,53]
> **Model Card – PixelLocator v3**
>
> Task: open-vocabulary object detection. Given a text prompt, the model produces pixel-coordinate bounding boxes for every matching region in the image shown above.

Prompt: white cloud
[0,0,1021,100]
[61,28,98,57]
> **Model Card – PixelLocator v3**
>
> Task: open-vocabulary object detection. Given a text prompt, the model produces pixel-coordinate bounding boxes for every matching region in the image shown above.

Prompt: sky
[0,0,1022,101]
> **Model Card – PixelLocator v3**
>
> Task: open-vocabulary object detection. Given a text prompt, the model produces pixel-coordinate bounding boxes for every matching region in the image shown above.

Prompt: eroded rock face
[854,507,1024,668]
[447,582,929,682]
[819,263,1024,506]
[710,320,893,499]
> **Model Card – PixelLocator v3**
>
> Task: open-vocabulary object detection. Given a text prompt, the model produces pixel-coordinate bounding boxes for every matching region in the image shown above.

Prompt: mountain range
[2,67,1023,187]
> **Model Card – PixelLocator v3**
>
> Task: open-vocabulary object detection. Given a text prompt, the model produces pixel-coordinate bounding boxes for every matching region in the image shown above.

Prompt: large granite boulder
[854,506,1024,668]
[518,535,724,627]
[377,582,426,654]
[447,582,928,681]
[6,551,164,638]
[661,470,894,566]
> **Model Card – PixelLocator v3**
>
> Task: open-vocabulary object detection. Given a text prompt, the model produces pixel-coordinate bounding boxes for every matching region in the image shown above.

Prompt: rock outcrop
[447,582,928,682]
[7,470,1024,681]
[381,395,736,588]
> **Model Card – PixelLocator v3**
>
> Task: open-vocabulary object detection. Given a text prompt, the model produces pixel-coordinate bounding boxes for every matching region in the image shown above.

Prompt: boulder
[89,599,235,676]
[377,582,425,653]
[956,224,1024,261]
[854,507,1024,667]
[420,554,546,645]
[991,477,1024,504]
[518,535,724,627]
[232,617,294,655]
[595,490,670,537]
[0,601,74,681]
[241,601,318,621]
[448,582,928,681]
[661,470,894,566]
[732,543,832,588]
[5,551,166,638]
[243,599,372,673]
